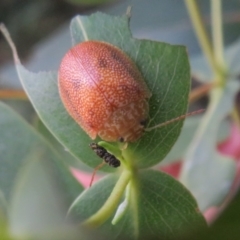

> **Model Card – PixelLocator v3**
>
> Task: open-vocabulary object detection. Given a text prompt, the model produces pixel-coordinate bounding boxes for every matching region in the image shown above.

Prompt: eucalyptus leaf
[180,80,240,211]
[69,170,206,240]
[0,102,83,238]
[137,170,207,239]
[160,116,230,166]
[36,119,94,172]
[0,189,8,220]
[9,12,190,172]
[0,102,39,201]
[9,153,81,239]
[0,218,12,240]
[2,100,36,124]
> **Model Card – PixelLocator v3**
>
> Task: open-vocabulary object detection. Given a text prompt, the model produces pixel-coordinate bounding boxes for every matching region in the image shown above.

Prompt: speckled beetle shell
[58,40,151,142]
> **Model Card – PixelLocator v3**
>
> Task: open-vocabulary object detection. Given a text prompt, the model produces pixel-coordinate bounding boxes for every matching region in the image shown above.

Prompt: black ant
[89,143,120,186]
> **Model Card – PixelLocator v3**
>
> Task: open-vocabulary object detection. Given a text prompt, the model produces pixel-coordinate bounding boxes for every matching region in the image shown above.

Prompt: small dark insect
[89,143,121,187]
[90,143,120,167]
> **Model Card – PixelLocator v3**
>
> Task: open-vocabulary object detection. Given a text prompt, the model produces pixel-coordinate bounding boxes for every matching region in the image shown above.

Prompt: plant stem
[184,0,218,76]
[189,82,214,103]
[0,89,28,100]
[83,170,131,227]
[211,0,226,85]
[129,173,139,239]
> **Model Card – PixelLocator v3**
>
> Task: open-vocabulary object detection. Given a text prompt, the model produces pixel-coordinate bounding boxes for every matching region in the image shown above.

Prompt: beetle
[58,40,151,143]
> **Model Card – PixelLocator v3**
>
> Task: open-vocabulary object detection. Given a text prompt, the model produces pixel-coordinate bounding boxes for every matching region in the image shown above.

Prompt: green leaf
[0,217,13,240]
[9,152,80,239]
[7,12,190,170]
[69,170,206,240]
[0,102,39,202]
[0,101,83,202]
[179,81,239,211]
[0,102,83,237]
[2,100,36,124]
[35,118,94,172]
[137,170,207,239]
[0,189,7,215]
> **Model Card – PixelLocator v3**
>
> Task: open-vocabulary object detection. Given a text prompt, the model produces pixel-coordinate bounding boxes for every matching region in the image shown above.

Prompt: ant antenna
[145,109,204,132]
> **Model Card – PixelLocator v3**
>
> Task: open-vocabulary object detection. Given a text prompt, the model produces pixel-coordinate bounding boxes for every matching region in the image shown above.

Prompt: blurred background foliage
[1,0,240,239]
[1,0,240,110]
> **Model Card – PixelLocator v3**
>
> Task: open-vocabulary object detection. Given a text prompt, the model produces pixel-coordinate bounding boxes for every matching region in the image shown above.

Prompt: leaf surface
[69,170,207,240]
[0,102,83,238]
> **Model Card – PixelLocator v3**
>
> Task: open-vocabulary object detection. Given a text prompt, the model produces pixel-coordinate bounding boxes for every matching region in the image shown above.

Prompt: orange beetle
[58,41,151,142]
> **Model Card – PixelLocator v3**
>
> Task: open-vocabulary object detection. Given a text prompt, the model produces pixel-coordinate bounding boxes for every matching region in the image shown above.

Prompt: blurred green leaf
[0,102,83,239]
[0,190,10,240]
[0,189,8,221]
[0,219,13,240]
[160,116,231,166]
[69,170,207,240]
[9,153,80,239]
[13,12,190,171]
[180,80,240,211]
[0,102,38,202]
[2,100,36,124]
